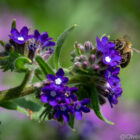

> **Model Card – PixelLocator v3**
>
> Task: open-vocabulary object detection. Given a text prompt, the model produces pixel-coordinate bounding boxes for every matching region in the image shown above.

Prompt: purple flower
[104,67,120,86]
[105,82,122,107]
[41,85,64,106]
[74,98,90,120]
[103,50,121,66]
[9,26,33,44]
[64,86,78,104]
[54,104,73,122]
[47,68,69,90]
[108,94,118,108]
[96,36,115,53]
[34,30,55,49]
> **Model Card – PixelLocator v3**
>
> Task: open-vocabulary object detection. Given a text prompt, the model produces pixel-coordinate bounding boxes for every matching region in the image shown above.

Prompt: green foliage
[0,40,5,48]
[0,97,43,119]
[89,86,114,125]
[68,114,75,129]
[11,19,16,29]
[0,50,20,72]
[36,55,55,76]
[15,56,32,72]
[54,24,77,70]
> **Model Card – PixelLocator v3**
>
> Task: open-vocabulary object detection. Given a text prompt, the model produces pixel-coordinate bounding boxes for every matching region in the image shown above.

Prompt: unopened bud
[82,61,89,69]
[74,56,80,62]
[80,55,86,61]
[42,53,51,60]
[85,41,93,51]
[74,62,81,69]
[89,54,95,63]
[92,64,100,70]
[71,50,76,57]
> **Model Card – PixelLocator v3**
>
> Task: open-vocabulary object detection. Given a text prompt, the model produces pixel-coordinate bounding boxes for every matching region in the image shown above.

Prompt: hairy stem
[0,82,43,101]
[0,70,36,101]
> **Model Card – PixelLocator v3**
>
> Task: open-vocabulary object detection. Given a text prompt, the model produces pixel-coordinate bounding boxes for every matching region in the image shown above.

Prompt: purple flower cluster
[96,36,122,107]
[41,68,90,122]
[9,26,55,52]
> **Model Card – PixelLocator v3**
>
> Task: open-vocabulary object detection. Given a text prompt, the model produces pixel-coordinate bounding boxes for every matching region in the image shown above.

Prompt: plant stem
[0,70,36,102]
[0,82,43,101]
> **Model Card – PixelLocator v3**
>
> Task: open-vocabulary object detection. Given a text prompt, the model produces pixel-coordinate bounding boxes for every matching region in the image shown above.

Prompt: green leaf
[90,86,114,125]
[54,24,77,70]
[15,56,32,72]
[36,55,55,77]
[68,114,75,129]
[0,101,17,110]
[0,40,5,48]
[0,50,20,72]
[11,19,16,29]
[0,98,42,119]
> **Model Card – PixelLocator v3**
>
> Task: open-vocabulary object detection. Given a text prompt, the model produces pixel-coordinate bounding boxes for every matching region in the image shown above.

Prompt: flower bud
[71,50,76,57]
[92,64,100,70]
[82,61,89,69]
[80,55,87,61]
[89,54,95,63]
[84,41,93,51]
[74,56,80,62]
[74,62,81,69]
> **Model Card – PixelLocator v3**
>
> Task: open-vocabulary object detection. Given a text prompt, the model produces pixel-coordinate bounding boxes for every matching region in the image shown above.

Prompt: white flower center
[18,36,24,41]
[50,91,56,97]
[105,56,111,63]
[105,82,111,88]
[55,78,62,85]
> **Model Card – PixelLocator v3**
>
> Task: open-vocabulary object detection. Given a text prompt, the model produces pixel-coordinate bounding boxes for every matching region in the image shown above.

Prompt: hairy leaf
[0,50,20,72]
[90,86,114,125]
[15,56,32,72]
[54,24,77,70]
[36,55,55,77]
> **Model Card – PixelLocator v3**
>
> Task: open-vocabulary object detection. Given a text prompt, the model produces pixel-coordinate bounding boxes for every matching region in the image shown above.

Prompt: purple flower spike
[74,98,90,120]
[9,26,33,44]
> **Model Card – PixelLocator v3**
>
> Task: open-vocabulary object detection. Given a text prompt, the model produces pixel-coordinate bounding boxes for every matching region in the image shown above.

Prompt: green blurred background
[0,0,140,140]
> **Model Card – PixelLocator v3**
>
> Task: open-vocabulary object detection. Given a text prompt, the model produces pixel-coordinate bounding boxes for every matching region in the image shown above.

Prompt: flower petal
[54,110,61,119]
[102,36,108,45]
[70,87,78,93]
[63,113,69,122]
[81,106,90,113]
[47,74,56,81]
[41,94,48,103]
[42,41,56,49]
[62,77,69,84]
[56,68,64,77]
[81,98,90,105]
[75,111,82,120]
[11,28,19,36]
[40,32,49,43]
[34,30,40,41]
[49,99,58,106]
[20,26,28,37]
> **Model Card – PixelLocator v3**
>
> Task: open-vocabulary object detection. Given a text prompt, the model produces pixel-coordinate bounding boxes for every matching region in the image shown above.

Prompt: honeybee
[114,38,140,68]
